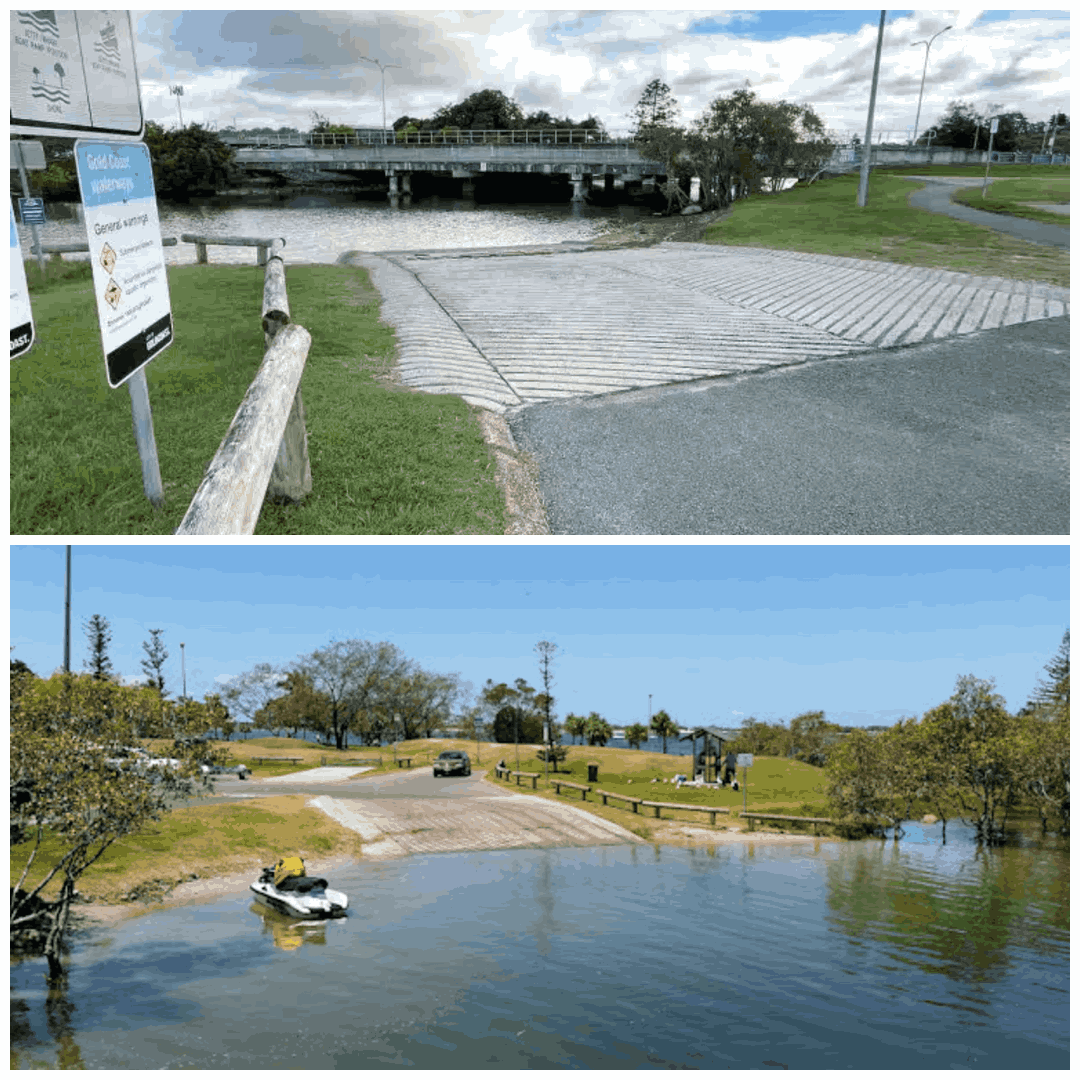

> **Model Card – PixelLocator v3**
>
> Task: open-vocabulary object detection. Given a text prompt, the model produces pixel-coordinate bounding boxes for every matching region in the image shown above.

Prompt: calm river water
[17,192,642,266]
[11,824,1068,1070]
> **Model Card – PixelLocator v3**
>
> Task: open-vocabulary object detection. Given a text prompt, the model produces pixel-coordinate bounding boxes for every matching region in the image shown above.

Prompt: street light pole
[857,11,887,208]
[63,545,71,674]
[169,84,184,128]
[910,25,952,146]
[359,56,402,143]
[180,642,186,700]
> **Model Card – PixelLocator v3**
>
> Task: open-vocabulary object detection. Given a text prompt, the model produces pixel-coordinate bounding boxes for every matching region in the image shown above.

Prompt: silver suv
[433,750,471,777]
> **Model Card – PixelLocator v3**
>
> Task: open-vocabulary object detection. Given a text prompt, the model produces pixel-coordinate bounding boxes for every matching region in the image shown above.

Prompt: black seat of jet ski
[276,875,329,893]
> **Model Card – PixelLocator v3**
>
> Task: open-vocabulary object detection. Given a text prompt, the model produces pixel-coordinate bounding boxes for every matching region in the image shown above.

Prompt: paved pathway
[341,242,1068,413]
[902,175,1070,248]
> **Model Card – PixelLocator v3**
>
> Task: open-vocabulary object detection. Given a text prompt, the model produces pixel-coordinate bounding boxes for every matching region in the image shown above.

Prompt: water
[11,826,1068,1069]
[17,192,642,267]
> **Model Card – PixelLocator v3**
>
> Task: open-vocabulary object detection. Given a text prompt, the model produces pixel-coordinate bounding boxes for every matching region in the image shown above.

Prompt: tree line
[925,102,1069,154]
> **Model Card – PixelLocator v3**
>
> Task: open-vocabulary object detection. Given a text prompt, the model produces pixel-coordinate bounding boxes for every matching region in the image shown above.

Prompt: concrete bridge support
[461,178,476,199]
[570,174,587,203]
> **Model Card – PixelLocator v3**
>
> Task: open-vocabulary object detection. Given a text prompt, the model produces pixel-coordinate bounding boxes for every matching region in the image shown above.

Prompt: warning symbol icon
[104,278,122,309]
[100,243,117,275]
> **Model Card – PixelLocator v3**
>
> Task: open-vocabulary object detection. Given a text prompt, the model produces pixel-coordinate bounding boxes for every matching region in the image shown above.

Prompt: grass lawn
[10,259,506,534]
[950,174,1070,226]
[702,170,1069,288]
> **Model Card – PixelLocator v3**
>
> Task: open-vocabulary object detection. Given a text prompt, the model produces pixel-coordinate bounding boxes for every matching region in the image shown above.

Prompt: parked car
[433,750,471,777]
[201,762,250,780]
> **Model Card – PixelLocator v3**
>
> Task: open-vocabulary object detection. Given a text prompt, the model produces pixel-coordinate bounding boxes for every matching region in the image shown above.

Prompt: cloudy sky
[132,9,1070,139]
[10,544,1068,730]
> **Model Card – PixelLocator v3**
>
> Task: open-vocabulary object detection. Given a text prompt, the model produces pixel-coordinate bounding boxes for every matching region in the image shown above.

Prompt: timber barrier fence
[180,233,287,266]
[30,237,178,256]
[176,237,313,535]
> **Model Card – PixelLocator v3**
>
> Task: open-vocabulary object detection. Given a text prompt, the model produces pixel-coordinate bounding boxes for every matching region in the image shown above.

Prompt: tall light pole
[180,642,187,700]
[63,545,71,674]
[857,11,887,208]
[169,84,185,127]
[910,25,951,146]
[359,56,401,143]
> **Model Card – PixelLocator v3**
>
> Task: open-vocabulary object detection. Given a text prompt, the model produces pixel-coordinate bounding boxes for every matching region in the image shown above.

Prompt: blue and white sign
[10,200,35,358]
[18,196,46,224]
[74,140,172,387]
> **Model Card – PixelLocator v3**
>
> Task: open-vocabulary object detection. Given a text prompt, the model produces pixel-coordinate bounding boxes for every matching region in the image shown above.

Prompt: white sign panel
[75,140,173,388]
[990,118,999,134]
[736,754,754,768]
[10,10,143,139]
[10,200,35,358]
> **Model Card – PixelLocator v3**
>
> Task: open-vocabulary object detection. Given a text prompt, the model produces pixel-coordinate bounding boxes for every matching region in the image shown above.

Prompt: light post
[910,25,951,147]
[359,55,401,143]
[180,642,186,700]
[857,11,887,208]
[63,545,71,674]
[169,84,184,127]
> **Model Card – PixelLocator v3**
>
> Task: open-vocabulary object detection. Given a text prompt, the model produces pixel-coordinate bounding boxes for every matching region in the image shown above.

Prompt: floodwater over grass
[11,825,1068,1070]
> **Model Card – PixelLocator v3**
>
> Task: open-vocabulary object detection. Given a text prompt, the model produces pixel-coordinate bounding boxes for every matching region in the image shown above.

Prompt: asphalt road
[507,314,1069,535]
[903,175,1070,248]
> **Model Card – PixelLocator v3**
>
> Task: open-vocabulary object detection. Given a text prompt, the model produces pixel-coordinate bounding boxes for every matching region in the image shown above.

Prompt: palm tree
[564,713,587,745]
[584,712,613,747]
[650,709,678,754]
[624,723,650,750]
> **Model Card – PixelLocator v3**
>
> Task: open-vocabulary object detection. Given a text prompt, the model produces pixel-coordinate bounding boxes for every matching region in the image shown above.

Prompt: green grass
[875,163,1070,179]
[11,260,506,534]
[702,171,1069,287]
[950,174,1070,226]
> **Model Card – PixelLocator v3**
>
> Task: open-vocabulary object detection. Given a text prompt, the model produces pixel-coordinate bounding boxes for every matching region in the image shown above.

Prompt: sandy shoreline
[70,824,835,928]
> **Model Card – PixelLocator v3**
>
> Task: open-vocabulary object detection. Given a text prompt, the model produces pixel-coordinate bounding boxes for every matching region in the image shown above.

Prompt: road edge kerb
[476,409,550,535]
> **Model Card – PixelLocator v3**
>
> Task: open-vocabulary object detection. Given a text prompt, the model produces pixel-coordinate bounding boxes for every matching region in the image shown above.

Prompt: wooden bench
[639,800,731,826]
[551,780,591,800]
[741,813,834,836]
[180,233,285,266]
[393,757,412,768]
[250,757,303,765]
[321,756,382,766]
[511,770,541,789]
[595,789,643,812]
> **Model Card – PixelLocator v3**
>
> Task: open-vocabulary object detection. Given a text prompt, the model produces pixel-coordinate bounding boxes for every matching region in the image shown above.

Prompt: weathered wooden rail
[30,237,178,255]
[175,246,312,535]
[250,756,303,765]
[180,233,286,266]
[640,799,731,826]
[741,813,834,836]
[553,780,592,800]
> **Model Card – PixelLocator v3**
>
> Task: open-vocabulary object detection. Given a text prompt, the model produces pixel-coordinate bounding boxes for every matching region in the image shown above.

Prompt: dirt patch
[586,206,733,249]
[649,823,841,849]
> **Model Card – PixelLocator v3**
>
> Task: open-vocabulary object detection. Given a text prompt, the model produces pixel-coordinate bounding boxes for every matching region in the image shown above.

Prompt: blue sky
[10,545,1068,729]
[133,10,1070,139]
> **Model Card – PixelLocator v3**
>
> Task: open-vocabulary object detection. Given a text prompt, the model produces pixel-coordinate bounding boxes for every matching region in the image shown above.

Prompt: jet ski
[249,856,348,919]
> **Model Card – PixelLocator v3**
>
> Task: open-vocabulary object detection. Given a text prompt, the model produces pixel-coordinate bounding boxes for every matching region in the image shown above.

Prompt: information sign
[10,141,47,170]
[74,140,173,387]
[736,754,753,768]
[18,196,46,224]
[10,200,35,358]
[990,118,999,134]
[10,10,144,139]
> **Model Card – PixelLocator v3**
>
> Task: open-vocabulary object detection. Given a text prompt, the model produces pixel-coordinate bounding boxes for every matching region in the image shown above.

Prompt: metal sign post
[10,201,35,358]
[737,753,753,815]
[12,142,46,273]
[982,117,999,199]
[75,139,173,508]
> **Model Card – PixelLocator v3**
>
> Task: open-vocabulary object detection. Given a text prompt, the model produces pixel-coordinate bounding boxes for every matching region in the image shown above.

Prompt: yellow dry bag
[273,856,306,887]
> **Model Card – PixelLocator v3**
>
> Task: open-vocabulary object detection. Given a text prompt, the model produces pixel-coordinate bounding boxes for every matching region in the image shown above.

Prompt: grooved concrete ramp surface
[342,244,1069,412]
[309,791,641,858]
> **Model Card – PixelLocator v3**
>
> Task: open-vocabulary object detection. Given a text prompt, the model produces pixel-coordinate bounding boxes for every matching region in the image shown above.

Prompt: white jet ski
[250,857,348,919]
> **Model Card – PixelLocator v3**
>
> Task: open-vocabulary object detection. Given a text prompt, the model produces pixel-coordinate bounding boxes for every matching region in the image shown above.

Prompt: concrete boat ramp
[340,242,1069,414]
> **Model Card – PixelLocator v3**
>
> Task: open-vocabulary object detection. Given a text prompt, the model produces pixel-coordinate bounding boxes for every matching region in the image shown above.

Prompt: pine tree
[83,614,114,681]
[141,628,169,694]
[630,79,681,133]
[1031,630,1069,712]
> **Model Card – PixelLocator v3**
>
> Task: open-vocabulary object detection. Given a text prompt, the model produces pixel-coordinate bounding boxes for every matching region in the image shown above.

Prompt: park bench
[320,756,382,766]
[551,779,592,800]
[393,757,413,768]
[741,813,834,836]
[639,799,731,826]
[595,789,643,812]
[510,770,541,789]
[250,757,303,765]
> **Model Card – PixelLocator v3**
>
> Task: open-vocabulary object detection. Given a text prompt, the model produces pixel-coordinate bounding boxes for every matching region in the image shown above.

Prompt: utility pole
[982,116,999,198]
[63,545,71,674]
[857,11,887,208]
[359,56,402,143]
[910,25,951,146]
[180,642,187,700]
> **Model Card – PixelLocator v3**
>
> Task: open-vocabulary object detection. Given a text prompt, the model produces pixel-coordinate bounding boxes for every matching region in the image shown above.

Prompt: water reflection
[251,902,338,952]
[10,835,1068,1070]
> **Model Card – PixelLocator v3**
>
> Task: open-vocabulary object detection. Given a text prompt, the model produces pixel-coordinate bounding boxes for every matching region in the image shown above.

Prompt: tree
[486,678,544,744]
[219,662,285,733]
[255,671,330,740]
[143,120,238,200]
[431,89,525,133]
[823,728,890,837]
[931,100,1032,153]
[1017,631,1069,834]
[1027,630,1069,713]
[535,641,558,771]
[630,78,681,133]
[650,709,679,753]
[583,712,613,747]
[140,629,168,695]
[624,722,650,749]
[788,710,843,766]
[82,615,114,682]
[564,713,587,745]
[11,672,212,981]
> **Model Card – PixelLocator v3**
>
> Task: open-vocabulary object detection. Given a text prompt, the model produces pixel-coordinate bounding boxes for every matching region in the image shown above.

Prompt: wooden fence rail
[175,250,312,534]
[741,813,834,836]
[180,233,285,266]
[640,800,731,826]
[30,238,178,255]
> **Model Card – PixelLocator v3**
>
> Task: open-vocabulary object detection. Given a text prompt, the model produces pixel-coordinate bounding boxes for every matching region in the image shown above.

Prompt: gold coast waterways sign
[75,142,173,387]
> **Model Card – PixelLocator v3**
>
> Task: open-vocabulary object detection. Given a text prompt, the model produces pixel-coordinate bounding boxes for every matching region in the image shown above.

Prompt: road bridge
[224,129,670,205]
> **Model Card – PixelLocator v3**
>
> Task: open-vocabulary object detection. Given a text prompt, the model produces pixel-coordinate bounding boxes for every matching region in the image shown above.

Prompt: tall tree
[650,709,679,754]
[535,640,558,747]
[1029,630,1069,712]
[431,89,525,132]
[630,78,681,133]
[624,722,650,750]
[140,629,168,695]
[82,614,114,682]
[564,713,587,745]
[583,711,614,747]
[143,120,238,200]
